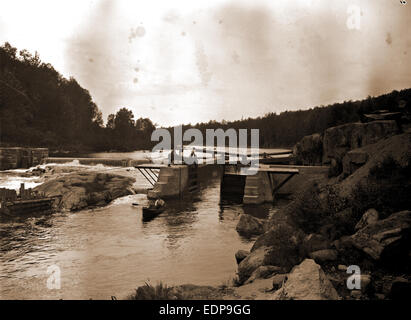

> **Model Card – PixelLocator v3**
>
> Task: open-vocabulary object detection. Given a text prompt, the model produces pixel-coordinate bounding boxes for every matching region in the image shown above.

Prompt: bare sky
[0,0,410,126]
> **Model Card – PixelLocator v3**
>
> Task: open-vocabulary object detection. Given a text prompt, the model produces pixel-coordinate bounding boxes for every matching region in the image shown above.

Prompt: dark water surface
[0,173,275,299]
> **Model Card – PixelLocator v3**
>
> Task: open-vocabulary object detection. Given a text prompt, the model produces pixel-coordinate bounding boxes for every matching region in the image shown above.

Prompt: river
[0,156,278,300]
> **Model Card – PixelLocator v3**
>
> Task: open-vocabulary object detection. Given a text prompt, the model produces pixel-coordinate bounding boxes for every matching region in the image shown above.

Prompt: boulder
[244,265,282,284]
[349,210,411,263]
[237,246,271,284]
[35,172,135,211]
[355,209,379,231]
[252,222,305,272]
[322,120,399,175]
[236,214,266,236]
[309,249,338,263]
[336,132,411,201]
[272,259,339,300]
[293,133,323,166]
[303,233,331,253]
[342,149,368,176]
[235,250,250,264]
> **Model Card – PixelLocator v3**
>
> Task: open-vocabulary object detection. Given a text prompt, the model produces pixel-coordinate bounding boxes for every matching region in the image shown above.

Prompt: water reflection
[0,166,277,299]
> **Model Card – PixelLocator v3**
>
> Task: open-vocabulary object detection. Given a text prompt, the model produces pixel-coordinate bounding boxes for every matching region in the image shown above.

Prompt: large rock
[349,210,411,263]
[237,246,271,284]
[235,250,249,264]
[236,214,266,236]
[309,249,338,263]
[251,222,305,272]
[337,132,411,200]
[302,233,331,253]
[244,265,282,284]
[272,259,339,300]
[342,149,368,177]
[293,133,323,165]
[355,208,379,231]
[35,172,135,211]
[322,120,399,175]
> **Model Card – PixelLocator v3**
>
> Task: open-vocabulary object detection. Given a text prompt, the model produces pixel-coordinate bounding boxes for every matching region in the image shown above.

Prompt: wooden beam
[137,168,155,186]
[144,168,158,183]
[270,173,297,197]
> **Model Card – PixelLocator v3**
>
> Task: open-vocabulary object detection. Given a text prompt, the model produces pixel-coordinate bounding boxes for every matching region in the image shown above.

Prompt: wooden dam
[133,148,329,205]
[3,147,329,210]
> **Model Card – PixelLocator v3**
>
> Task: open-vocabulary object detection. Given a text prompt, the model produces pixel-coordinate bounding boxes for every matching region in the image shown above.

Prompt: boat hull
[142,206,165,221]
[0,198,54,217]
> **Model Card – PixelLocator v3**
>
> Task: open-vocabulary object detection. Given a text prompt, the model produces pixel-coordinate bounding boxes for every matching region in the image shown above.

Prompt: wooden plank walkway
[223,165,299,175]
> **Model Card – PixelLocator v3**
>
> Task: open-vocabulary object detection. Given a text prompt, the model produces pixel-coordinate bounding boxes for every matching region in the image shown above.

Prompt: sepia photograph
[0,0,410,308]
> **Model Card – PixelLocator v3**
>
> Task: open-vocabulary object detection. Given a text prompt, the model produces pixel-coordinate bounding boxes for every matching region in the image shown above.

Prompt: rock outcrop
[309,249,338,263]
[302,233,331,253]
[322,120,399,175]
[235,250,250,264]
[35,172,135,211]
[244,265,282,284]
[354,208,379,231]
[237,246,271,284]
[342,149,368,177]
[348,210,411,263]
[236,214,266,236]
[293,133,323,165]
[250,222,305,273]
[272,259,339,300]
[337,132,411,199]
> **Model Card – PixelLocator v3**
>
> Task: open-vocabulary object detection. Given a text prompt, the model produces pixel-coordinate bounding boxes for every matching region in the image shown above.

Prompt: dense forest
[0,42,155,152]
[1,42,410,152]
[181,89,410,148]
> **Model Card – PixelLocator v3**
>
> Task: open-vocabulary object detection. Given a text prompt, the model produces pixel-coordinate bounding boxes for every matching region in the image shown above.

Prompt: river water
[0,157,278,300]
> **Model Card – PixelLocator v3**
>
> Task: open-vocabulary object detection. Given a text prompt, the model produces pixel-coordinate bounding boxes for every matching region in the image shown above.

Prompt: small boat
[142,205,165,220]
[1,183,59,218]
[0,198,55,217]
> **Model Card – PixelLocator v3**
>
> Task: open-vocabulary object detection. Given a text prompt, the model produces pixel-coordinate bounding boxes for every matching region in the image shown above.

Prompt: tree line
[179,89,410,148]
[1,42,410,152]
[0,42,155,152]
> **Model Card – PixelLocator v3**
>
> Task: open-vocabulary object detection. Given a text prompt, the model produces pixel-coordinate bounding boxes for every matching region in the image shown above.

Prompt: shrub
[128,282,183,300]
[351,157,411,218]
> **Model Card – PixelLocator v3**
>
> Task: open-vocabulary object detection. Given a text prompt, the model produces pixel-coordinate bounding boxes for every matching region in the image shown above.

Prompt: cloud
[61,0,411,126]
[64,0,132,118]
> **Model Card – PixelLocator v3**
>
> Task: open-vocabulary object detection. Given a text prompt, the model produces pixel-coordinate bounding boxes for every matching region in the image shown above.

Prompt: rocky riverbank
[0,162,148,212]
[231,123,411,300]
[227,128,411,300]
[34,171,137,211]
[129,120,411,300]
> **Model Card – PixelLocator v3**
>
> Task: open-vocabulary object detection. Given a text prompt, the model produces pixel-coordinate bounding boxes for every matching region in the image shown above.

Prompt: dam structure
[0,147,49,170]
[135,149,329,204]
[28,147,328,205]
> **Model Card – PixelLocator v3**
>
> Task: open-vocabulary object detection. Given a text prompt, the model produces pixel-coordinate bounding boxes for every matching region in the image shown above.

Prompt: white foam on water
[0,176,43,191]
[108,194,148,206]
